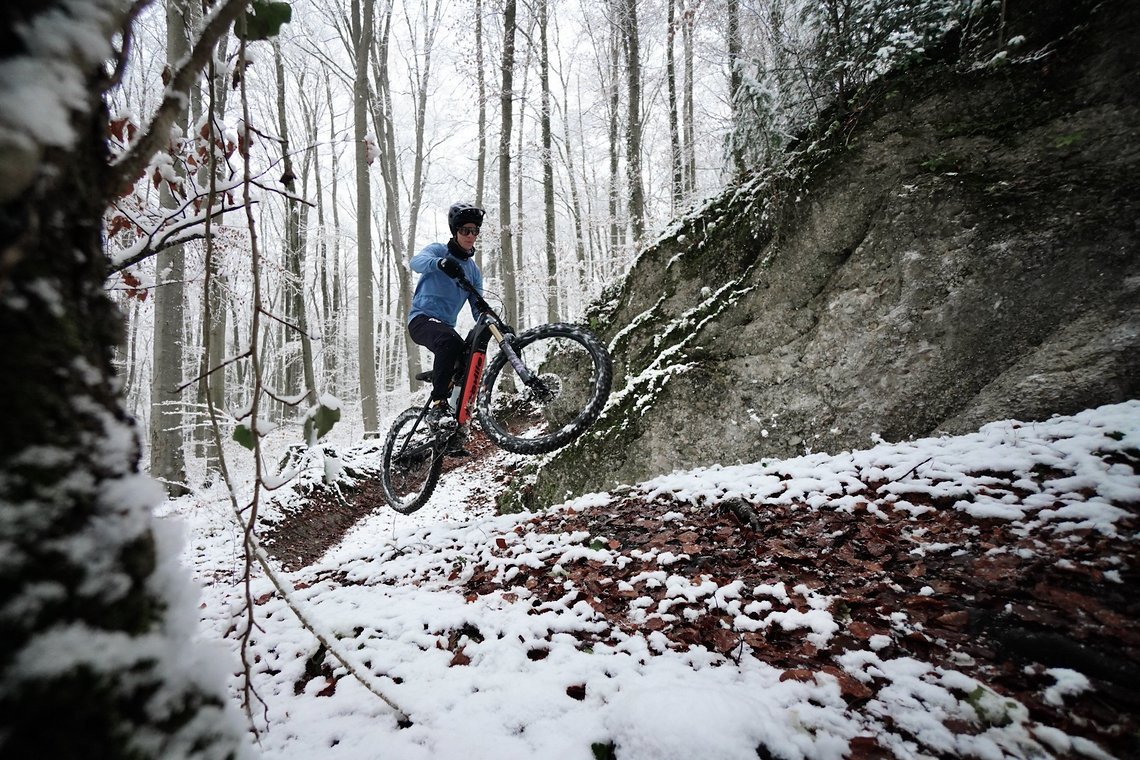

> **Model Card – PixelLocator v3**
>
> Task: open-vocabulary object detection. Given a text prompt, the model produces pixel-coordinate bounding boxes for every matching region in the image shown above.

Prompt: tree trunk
[196,34,230,477]
[324,71,343,395]
[370,6,420,392]
[475,0,488,271]
[0,1,249,755]
[499,0,519,329]
[556,67,588,310]
[514,29,532,326]
[275,41,315,407]
[607,23,623,258]
[682,0,697,196]
[353,0,379,433]
[623,0,645,244]
[540,0,559,322]
[727,0,746,177]
[150,0,192,496]
[667,0,684,209]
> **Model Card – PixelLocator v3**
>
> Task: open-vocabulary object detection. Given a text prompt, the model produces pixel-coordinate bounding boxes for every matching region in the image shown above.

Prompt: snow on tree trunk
[0,1,248,756]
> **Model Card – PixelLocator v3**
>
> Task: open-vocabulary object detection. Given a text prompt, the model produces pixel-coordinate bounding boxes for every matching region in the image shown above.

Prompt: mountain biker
[407,202,486,430]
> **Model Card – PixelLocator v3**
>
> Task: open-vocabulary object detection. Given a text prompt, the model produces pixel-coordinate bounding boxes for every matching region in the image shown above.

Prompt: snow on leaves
[213,403,1138,758]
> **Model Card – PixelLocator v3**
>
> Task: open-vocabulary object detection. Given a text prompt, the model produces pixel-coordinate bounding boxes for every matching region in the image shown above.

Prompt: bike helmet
[448,202,485,234]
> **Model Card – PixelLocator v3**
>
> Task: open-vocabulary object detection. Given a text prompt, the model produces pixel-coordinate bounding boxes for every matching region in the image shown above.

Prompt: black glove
[438,257,463,279]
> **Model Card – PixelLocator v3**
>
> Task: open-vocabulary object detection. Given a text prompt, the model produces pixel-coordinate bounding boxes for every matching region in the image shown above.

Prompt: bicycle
[380,274,613,513]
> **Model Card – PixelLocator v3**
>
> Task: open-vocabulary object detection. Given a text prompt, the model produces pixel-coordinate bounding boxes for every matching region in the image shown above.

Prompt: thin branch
[259,387,304,407]
[242,529,410,721]
[889,457,934,484]
[107,0,250,194]
[107,203,248,274]
[106,0,154,91]
[175,350,252,394]
[258,305,318,341]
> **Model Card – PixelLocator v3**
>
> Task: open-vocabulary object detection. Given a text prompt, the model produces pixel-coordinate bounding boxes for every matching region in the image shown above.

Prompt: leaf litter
[186,402,1140,759]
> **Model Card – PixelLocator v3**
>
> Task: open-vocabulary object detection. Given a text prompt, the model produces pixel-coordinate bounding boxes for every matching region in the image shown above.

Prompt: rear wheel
[381,408,444,513]
[476,323,612,455]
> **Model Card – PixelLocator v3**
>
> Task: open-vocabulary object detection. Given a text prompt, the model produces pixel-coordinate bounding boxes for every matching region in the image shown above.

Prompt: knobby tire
[381,407,444,513]
[476,323,612,455]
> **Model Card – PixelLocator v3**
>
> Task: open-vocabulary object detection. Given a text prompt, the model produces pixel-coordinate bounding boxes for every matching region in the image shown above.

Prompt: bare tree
[352,0,379,434]
[274,40,318,408]
[196,32,232,478]
[499,0,520,329]
[726,0,746,177]
[682,0,697,195]
[666,0,684,208]
[370,0,421,391]
[621,0,645,243]
[552,30,589,309]
[475,0,489,265]
[149,0,194,497]
[606,21,624,257]
[539,0,559,322]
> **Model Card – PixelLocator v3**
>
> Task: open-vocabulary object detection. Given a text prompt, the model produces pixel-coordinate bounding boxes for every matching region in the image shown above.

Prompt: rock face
[522,0,1140,508]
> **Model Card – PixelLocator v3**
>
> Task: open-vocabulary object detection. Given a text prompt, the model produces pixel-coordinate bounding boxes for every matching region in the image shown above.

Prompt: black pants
[408,315,465,402]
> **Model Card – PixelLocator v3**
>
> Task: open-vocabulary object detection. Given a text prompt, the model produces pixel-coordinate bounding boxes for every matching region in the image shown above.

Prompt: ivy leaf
[303,400,341,444]
[238,0,292,41]
[233,423,255,450]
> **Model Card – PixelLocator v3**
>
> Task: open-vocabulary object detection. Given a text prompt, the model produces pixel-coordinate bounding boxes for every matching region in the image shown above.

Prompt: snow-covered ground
[166,402,1140,759]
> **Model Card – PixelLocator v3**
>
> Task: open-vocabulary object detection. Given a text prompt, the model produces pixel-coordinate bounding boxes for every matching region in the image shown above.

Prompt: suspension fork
[487,323,536,384]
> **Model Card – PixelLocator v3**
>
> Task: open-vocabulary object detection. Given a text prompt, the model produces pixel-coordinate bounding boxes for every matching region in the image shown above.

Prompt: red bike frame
[452,317,495,426]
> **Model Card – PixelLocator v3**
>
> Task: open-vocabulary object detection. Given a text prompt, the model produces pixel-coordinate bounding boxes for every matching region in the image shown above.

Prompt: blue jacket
[408,242,484,326]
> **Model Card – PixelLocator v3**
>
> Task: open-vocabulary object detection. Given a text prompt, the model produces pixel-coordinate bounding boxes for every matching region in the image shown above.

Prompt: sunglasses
[456,226,480,237]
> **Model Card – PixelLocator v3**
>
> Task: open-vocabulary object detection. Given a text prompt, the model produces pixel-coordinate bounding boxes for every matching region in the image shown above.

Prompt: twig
[175,350,252,393]
[258,305,318,340]
[241,531,410,721]
[106,0,251,194]
[889,457,933,484]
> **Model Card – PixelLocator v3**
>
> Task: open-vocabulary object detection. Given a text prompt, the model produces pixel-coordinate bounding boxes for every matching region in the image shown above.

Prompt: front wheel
[381,408,444,513]
[476,323,612,455]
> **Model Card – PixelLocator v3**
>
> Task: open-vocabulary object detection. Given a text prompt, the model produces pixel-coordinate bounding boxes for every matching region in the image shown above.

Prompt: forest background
[1,0,1078,755]
[106,0,980,496]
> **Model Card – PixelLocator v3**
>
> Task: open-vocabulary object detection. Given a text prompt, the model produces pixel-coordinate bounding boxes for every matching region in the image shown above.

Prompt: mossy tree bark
[0,1,248,756]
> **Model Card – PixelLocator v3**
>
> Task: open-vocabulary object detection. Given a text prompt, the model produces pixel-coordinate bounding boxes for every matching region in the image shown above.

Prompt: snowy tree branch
[106,0,250,194]
[107,202,248,274]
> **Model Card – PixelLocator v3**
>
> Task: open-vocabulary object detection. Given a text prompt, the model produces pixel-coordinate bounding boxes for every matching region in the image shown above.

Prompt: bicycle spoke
[381,408,444,513]
[478,324,612,455]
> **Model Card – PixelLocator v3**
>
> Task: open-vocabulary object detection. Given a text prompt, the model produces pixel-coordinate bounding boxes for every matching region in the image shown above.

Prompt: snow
[156,401,1140,758]
[0,0,119,152]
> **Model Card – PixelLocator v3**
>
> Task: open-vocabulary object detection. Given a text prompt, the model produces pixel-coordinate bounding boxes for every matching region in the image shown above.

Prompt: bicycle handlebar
[452,272,502,327]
